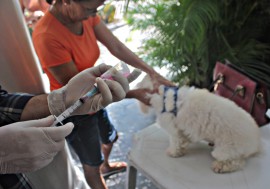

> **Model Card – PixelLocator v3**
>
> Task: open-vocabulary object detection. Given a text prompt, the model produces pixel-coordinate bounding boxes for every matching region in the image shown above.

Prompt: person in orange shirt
[33,0,174,188]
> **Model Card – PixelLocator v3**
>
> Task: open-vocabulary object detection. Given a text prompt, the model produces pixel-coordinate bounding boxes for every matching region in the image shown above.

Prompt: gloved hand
[0,116,73,173]
[48,63,141,116]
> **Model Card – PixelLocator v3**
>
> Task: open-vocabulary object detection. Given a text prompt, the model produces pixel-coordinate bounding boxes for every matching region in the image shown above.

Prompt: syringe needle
[52,86,99,126]
[51,62,141,127]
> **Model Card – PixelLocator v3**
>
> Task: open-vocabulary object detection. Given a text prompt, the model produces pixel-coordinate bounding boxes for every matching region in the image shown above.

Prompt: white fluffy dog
[137,77,261,173]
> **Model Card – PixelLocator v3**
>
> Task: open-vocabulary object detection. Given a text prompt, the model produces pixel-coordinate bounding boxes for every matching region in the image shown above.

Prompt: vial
[101,62,131,80]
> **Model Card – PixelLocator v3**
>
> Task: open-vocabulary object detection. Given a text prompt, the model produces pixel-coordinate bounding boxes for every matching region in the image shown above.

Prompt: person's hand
[127,88,154,105]
[150,72,175,92]
[133,73,173,104]
[48,63,141,116]
[0,116,74,173]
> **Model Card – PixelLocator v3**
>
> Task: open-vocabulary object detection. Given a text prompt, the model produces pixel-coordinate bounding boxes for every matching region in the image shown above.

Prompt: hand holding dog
[149,72,175,92]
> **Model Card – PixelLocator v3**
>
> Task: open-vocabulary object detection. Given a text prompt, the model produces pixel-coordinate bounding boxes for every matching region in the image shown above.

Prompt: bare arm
[94,21,174,89]
[48,61,79,86]
[20,62,132,121]
[20,62,78,121]
[20,94,51,121]
[126,88,154,105]
[94,21,156,75]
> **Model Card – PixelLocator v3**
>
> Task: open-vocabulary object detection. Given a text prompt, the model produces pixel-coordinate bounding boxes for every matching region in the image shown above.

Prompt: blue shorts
[62,109,118,167]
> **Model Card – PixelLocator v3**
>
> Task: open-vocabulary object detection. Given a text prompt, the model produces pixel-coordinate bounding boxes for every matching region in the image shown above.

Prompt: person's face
[68,0,106,21]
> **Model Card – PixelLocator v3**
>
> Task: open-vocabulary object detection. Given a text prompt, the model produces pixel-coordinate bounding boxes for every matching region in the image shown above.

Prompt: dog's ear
[158,85,165,96]
[136,75,154,114]
[135,74,153,90]
[138,93,154,114]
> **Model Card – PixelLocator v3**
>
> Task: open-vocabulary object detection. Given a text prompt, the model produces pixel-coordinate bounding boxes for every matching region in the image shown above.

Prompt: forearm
[126,88,152,105]
[48,62,79,86]
[20,94,51,121]
[126,89,138,99]
[109,42,156,75]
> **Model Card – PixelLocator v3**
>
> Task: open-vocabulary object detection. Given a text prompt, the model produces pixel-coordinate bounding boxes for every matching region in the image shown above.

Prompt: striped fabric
[0,86,33,126]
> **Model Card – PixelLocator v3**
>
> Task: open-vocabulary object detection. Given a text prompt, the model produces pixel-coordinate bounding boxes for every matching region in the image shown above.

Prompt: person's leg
[82,164,107,189]
[64,114,106,189]
[100,143,127,177]
[97,109,127,178]
[101,142,113,171]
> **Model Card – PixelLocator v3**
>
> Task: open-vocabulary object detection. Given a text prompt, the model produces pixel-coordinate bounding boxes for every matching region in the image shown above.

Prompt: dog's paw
[212,159,245,173]
[212,161,227,173]
[166,147,185,157]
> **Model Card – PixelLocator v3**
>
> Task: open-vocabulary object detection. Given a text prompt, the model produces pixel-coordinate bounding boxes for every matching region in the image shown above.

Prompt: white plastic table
[126,123,270,189]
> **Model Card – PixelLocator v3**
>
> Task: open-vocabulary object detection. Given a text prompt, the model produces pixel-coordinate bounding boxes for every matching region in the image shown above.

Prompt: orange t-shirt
[33,12,101,91]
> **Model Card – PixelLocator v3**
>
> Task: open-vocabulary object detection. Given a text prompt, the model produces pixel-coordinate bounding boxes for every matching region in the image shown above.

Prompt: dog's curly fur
[137,77,261,173]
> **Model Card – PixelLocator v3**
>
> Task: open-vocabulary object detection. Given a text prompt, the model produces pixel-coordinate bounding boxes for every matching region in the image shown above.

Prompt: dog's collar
[161,86,179,116]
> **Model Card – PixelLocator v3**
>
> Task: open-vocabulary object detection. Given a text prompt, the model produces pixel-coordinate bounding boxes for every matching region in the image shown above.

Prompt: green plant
[126,0,270,87]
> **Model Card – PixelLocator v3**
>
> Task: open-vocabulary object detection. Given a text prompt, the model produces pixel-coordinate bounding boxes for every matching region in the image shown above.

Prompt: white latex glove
[0,116,74,174]
[48,63,141,116]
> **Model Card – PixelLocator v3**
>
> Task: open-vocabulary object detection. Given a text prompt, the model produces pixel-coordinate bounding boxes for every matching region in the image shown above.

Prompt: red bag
[212,61,270,126]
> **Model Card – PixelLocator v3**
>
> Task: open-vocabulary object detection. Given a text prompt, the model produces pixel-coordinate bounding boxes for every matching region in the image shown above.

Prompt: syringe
[52,62,141,126]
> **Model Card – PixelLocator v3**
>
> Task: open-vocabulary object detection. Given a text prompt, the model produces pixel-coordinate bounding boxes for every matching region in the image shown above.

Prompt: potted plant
[126,0,270,87]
